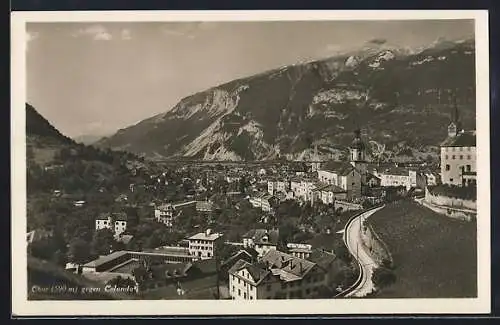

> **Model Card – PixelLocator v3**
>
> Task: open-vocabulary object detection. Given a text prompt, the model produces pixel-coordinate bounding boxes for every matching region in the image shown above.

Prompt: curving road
[344,206,384,298]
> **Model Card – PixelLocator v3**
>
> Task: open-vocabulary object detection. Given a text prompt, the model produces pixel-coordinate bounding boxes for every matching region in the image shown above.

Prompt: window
[460,155,463,160]
[452,155,456,160]
[250,296,253,300]
[450,178,454,182]
[238,278,241,284]
[446,165,450,171]
[467,165,471,172]
[244,292,247,299]
[238,289,241,296]
[232,286,235,292]
[467,155,471,160]
[445,155,448,159]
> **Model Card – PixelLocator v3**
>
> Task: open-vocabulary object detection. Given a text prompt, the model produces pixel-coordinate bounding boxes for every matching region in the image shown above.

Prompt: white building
[267,179,288,196]
[228,250,328,300]
[249,192,274,212]
[187,229,223,260]
[287,243,313,260]
[316,184,348,204]
[375,167,416,190]
[440,131,476,187]
[154,201,197,227]
[95,212,127,236]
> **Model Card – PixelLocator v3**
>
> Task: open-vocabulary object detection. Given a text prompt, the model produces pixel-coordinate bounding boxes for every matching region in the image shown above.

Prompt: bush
[372,266,396,289]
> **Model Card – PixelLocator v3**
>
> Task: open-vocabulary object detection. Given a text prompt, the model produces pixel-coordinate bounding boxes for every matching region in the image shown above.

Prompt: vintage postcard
[11,10,490,316]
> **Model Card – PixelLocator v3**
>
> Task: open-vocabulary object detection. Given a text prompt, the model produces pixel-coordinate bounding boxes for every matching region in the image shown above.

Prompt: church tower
[311,144,320,172]
[350,129,368,184]
[350,129,366,163]
[447,91,462,138]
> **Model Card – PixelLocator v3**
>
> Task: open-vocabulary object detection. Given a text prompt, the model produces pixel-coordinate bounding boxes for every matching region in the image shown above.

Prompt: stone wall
[425,187,477,211]
[359,222,392,267]
[419,199,476,222]
[425,192,477,210]
[335,200,363,212]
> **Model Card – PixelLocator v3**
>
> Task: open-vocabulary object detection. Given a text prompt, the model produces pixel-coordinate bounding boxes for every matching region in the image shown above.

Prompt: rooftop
[260,250,316,281]
[317,183,347,193]
[83,251,129,268]
[320,161,355,176]
[441,130,476,147]
[378,166,410,176]
[188,230,223,241]
[242,229,279,245]
[228,259,271,285]
[96,212,128,221]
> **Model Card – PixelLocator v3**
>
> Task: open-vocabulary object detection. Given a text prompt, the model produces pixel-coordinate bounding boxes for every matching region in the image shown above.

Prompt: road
[344,206,384,298]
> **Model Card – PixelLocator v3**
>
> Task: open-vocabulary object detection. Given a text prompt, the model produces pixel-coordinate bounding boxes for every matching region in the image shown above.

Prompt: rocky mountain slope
[96,39,476,161]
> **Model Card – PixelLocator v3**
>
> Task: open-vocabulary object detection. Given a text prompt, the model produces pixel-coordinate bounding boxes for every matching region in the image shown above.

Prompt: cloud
[121,29,132,40]
[26,31,39,51]
[72,24,113,41]
[160,22,215,40]
[367,38,387,45]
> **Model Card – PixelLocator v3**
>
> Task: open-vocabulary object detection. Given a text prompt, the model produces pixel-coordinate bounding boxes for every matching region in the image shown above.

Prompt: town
[26,102,477,300]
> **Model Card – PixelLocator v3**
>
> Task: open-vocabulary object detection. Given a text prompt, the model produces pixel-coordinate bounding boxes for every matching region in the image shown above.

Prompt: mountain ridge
[97,38,476,161]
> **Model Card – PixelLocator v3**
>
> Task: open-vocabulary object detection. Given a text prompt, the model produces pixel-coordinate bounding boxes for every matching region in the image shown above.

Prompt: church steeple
[350,129,366,162]
[448,90,461,138]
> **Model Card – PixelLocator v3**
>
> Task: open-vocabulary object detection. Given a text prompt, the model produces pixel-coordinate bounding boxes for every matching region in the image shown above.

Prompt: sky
[26,20,474,138]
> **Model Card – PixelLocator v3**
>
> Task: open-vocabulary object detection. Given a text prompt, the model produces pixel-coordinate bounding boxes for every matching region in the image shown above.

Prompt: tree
[372,266,396,289]
[68,238,93,264]
[106,275,137,289]
[91,228,116,256]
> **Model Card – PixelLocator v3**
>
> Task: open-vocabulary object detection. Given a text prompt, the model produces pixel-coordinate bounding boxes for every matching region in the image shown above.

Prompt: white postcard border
[11,9,491,316]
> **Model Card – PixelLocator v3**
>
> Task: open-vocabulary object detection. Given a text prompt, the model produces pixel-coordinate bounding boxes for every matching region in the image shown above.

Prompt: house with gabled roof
[228,250,329,300]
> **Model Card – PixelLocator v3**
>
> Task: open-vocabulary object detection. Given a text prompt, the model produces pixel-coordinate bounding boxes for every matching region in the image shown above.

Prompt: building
[154,201,197,227]
[187,229,223,260]
[439,102,477,187]
[440,132,476,187]
[95,212,128,236]
[82,251,131,273]
[228,250,328,300]
[375,167,416,190]
[287,243,313,260]
[242,229,279,257]
[317,161,362,199]
[267,179,289,196]
[249,192,274,212]
[316,184,348,204]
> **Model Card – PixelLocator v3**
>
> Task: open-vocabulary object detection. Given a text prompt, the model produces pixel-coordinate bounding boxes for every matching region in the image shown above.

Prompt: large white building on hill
[440,105,476,187]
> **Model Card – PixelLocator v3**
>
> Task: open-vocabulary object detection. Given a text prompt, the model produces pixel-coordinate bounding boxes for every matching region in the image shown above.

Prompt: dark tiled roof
[378,167,410,176]
[242,229,279,245]
[307,249,337,270]
[260,250,316,278]
[441,131,476,147]
[227,259,271,285]
[320,161,355,176]
[83,251,129,268]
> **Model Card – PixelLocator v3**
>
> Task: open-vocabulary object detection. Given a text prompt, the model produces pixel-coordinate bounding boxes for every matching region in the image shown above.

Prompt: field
[368,200,477,298]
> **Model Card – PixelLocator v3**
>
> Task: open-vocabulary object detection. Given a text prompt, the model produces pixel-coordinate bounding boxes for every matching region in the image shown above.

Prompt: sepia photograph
[11,10,490,316]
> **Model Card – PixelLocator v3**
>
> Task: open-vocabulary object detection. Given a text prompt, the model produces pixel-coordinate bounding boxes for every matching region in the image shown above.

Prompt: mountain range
[95,39,476,161]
